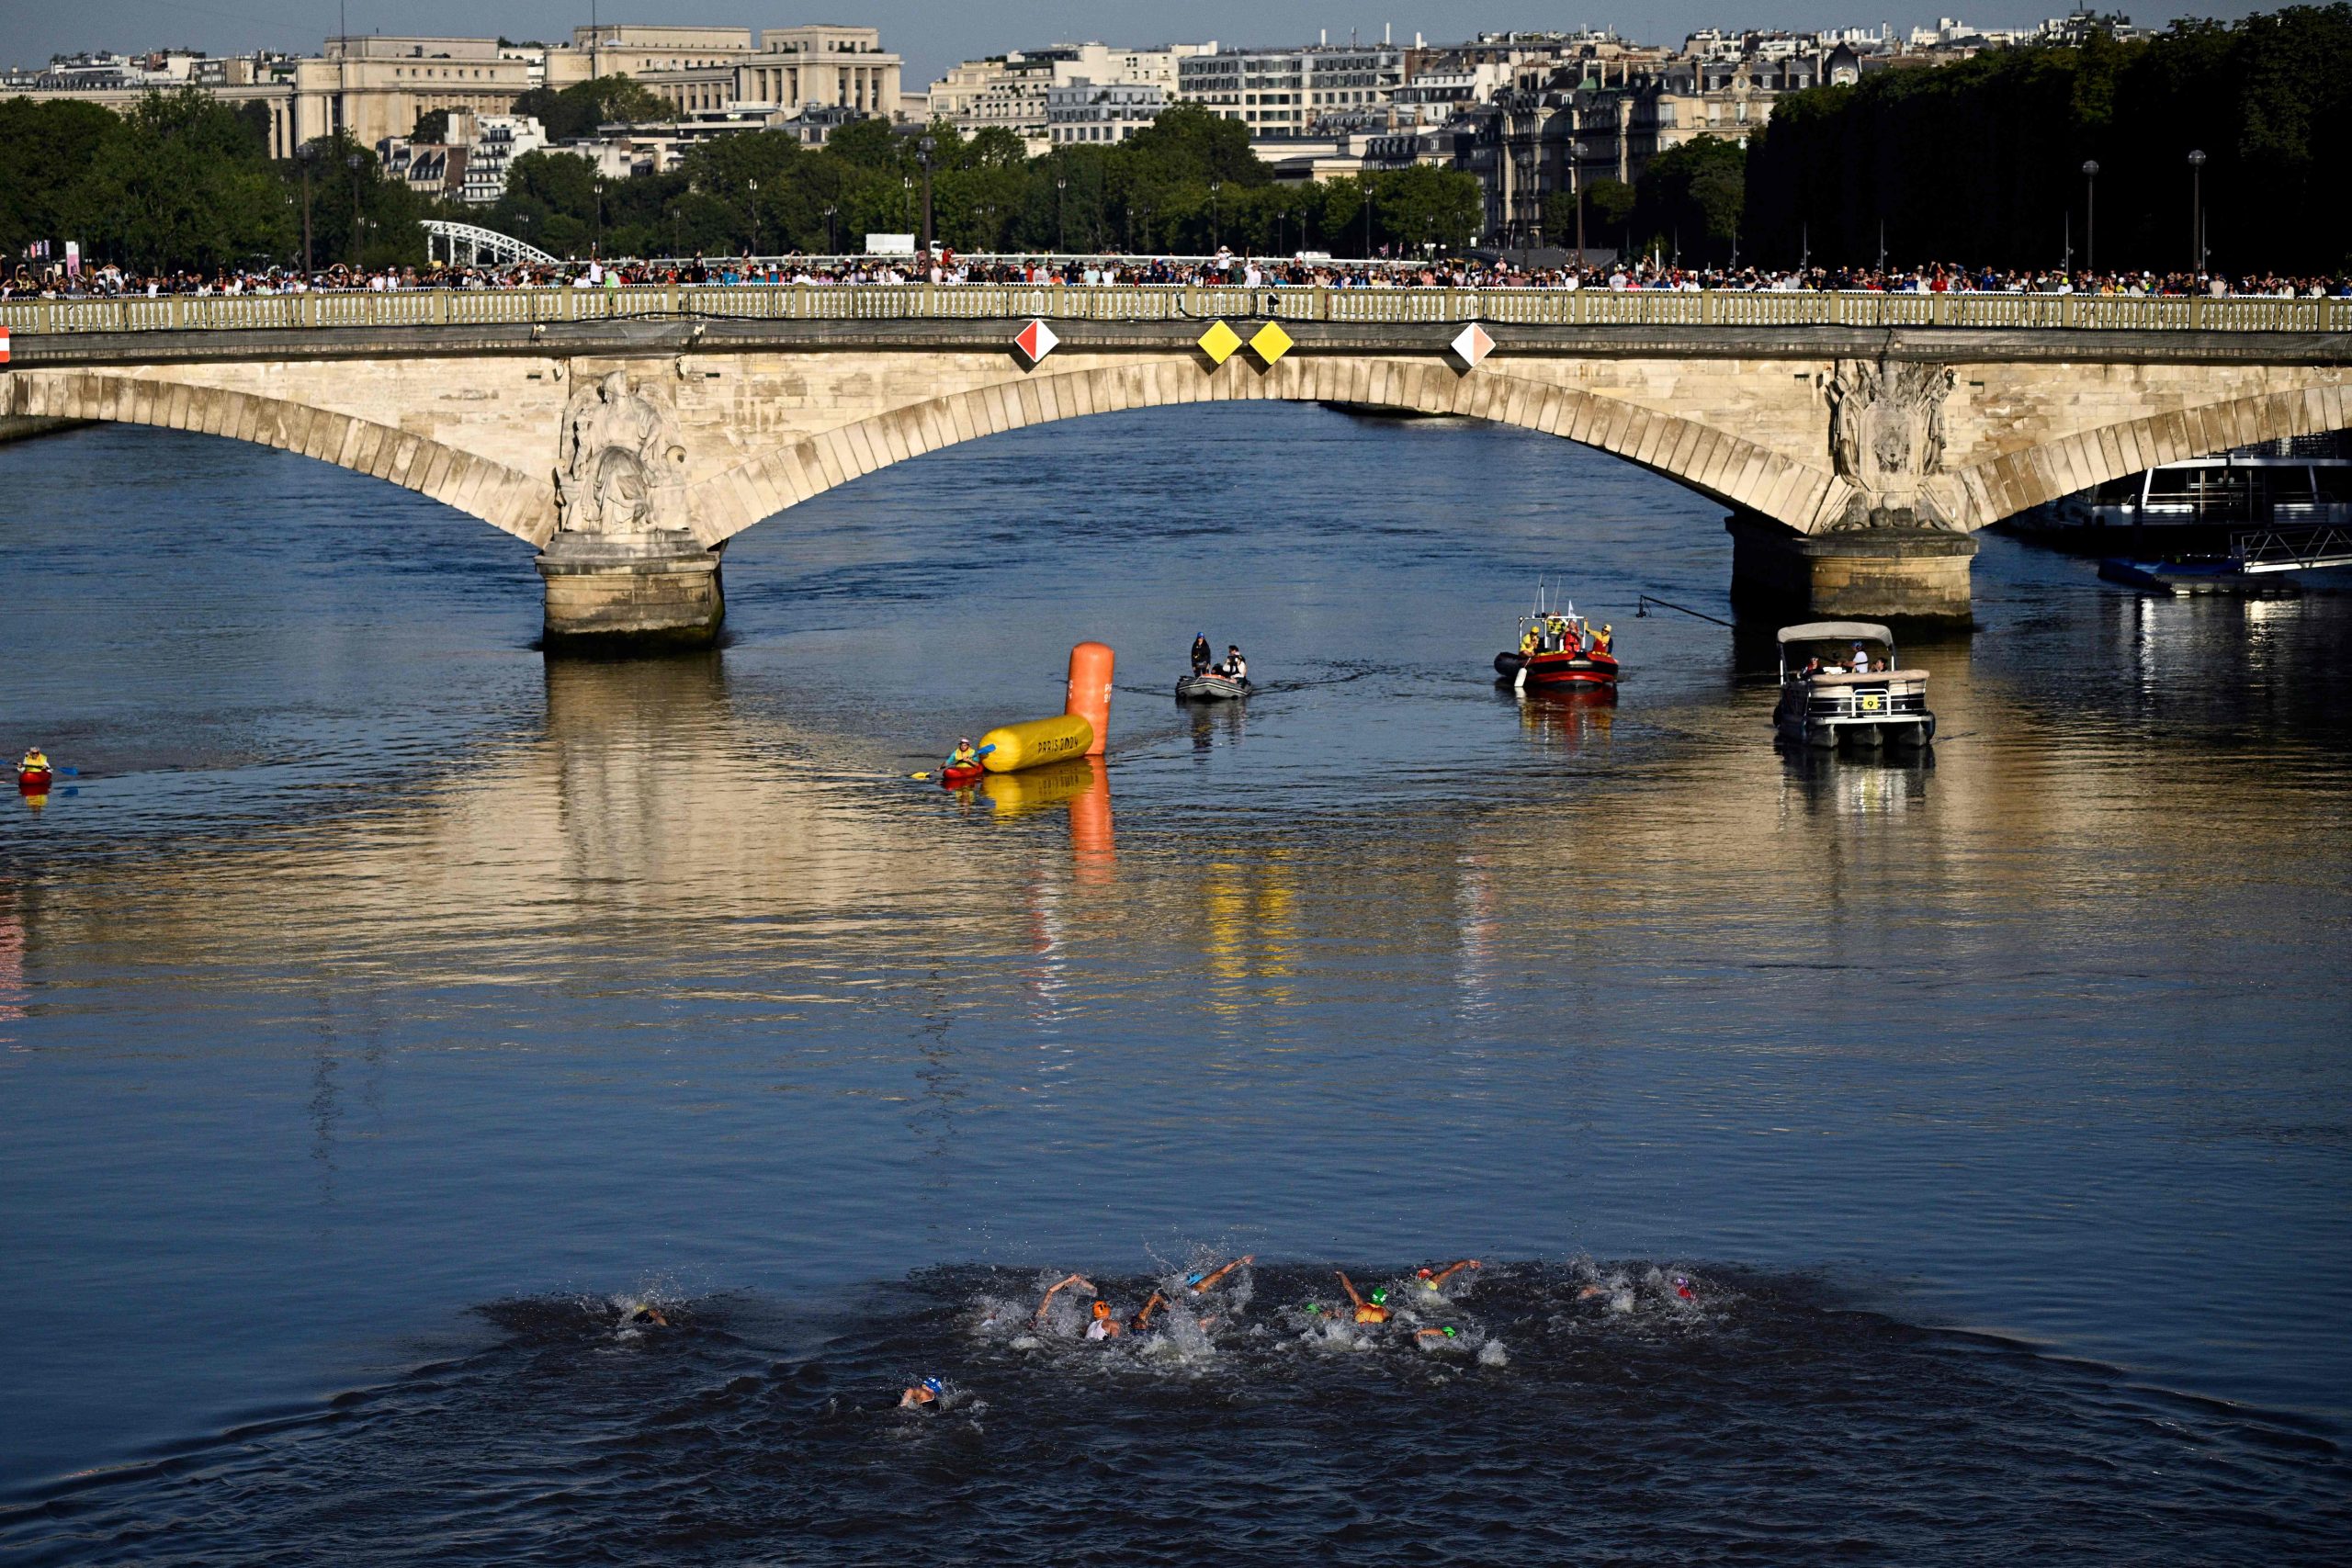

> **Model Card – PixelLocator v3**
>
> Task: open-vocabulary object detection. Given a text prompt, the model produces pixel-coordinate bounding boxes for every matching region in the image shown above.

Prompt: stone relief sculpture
[553,369,692,536]
[1824,357,1960,530]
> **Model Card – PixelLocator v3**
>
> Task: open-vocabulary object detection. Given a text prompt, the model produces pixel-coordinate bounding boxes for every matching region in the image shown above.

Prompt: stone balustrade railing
[4,286,2348,336]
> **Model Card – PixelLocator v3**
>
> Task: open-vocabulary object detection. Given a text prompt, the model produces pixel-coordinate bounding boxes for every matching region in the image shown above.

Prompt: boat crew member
[1850,643,1872,674]
[1591,624,1613,656]
[18,747,49,775]
[1520,625,1541,659]
[944,737,979,772]
[1335,1270,1391,1325]
[1222,647,1248,682]
[1186,1255,1253,1294]
[899,1376,945,1410]
[1416,1258,1480,1292]
[1192,634,1214,675]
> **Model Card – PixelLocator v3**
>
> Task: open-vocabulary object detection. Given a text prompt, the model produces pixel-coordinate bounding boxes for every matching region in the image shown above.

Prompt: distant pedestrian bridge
[5,286,2347,632]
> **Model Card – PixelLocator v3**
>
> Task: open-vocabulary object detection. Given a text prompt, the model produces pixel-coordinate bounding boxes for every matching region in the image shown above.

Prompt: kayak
[17,769,52,791]
[1176,672,1251,702]
[939,762,986,788]
[1494,648,1619,688]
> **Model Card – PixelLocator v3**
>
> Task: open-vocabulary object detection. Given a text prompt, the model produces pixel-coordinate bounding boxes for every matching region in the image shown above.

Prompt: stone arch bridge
[6,288,2348,643]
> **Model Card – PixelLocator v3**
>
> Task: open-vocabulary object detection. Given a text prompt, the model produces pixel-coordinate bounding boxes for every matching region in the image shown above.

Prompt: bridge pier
[536,531,725,652]
[1726,514,1977,627]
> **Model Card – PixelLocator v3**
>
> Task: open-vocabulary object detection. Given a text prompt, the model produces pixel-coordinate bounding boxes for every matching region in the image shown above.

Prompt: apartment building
[928,43,1209,153]
[1176,43,1406,139]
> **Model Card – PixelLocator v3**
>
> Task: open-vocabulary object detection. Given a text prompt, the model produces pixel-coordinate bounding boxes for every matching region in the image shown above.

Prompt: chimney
[1320,28,1328,45]
[1385,23,1392,45]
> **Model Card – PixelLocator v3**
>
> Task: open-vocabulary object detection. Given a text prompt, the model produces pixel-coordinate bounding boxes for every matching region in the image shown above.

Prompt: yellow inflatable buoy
[978,713,1094,773]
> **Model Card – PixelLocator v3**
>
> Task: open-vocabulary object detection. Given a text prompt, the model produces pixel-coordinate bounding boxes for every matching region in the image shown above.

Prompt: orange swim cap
[1091,1299,1111,1319]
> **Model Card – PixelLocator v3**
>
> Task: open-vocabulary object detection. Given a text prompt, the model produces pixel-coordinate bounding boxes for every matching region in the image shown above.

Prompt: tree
[0,98,119,260]
[1629,136,1745,264]
[1583,176,1637,254]
[1374,164,1485,255]
[74,91,291,271]
[511,75,678,142]
[412,108,450,143]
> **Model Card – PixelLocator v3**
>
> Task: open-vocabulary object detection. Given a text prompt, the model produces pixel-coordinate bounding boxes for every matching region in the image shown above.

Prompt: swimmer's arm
[1190,1255,1253,1293]
[1427,1259,1481,1287]
[1035,1273,1092,1322]
[1130,1291,1167,1329]
[1334,1270,1365,1308]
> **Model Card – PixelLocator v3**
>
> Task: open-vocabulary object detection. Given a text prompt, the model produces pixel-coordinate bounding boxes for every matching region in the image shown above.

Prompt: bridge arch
[1951,380,2352,528]
[6,370,551,543]
[690,355,1853,546]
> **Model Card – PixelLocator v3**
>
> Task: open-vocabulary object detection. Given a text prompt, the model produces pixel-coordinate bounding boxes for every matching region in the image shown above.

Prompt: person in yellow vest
[1520,624,1541,658]
[1591,623,1613,656]
[943,737,979,773]
[18,747,50,776]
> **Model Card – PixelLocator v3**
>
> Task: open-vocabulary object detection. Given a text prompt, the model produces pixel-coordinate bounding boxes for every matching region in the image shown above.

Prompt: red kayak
[940,762,986,788]
[17,769,52,792]
[1494,647,1619,688]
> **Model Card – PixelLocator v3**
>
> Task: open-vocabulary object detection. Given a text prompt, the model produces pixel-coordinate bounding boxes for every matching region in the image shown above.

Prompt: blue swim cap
[1183,1270,1205,1286]
[922,1377,944,1395]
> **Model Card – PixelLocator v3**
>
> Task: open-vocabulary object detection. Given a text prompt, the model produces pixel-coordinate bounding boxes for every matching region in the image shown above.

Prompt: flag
[64,241,80,276]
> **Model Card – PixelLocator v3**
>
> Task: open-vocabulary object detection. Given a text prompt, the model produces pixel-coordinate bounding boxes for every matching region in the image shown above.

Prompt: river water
[2,411,2346,1562]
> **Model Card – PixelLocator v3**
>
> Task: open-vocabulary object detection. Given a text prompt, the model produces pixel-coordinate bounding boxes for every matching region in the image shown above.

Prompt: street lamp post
[345,152,364,267]
[745,177,757,256]
[1056,175,1067,252]
[2081,159,2099,274]
[297,142,315,274]
[823,203,837,254]
[2187,149,2207,273]
[917,136,935,251]
[1208,179,1221,249]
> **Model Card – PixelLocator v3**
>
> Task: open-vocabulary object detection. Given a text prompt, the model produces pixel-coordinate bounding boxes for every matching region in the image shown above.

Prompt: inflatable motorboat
[1496,589,1618,690]
[1176,672,1251,701]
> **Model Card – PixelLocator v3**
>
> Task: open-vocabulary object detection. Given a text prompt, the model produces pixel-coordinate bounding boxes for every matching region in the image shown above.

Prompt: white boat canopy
[1776,621,1895,645]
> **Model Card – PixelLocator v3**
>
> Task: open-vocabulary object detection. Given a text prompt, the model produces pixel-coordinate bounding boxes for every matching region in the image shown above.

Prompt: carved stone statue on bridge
[1825,356,1961,532]
[553,370,692,536]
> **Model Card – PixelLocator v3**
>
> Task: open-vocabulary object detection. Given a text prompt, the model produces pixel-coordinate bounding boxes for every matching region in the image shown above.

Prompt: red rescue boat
[1493,591,1619,691]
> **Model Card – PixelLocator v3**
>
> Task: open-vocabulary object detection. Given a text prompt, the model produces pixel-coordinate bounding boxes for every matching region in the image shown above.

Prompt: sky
[0,1,2270,83]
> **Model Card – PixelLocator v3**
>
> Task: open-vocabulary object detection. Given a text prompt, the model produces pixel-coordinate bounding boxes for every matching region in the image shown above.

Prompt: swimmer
[1184,1255,1253,1294]
[1415,1325,1463,1344]
[1034,1272,1095,1325]
[899,1375,946,1410]
[1129,1292,1168,1332]
[626,1304,670,1327]
[1085,1299,1125,1340]
[1335,1270,1391,1325]
[1416,1258,1481,1292]
[1672,1274,1697,1302]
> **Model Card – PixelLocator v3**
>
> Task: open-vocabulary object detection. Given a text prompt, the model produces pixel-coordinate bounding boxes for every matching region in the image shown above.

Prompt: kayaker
[1191,634,1214,675]
[1335,1270,1391,1325]
[17,747,49,776]
[1415,1258,1480,1293]
[944,737,979,773]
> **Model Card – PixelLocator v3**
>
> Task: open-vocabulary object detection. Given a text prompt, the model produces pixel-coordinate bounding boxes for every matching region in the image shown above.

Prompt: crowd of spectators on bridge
[8,249,2350,302]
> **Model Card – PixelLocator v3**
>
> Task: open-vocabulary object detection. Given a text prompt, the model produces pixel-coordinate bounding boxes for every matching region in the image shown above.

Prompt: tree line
[1742,4,2352,271]
[0,86,1484,274]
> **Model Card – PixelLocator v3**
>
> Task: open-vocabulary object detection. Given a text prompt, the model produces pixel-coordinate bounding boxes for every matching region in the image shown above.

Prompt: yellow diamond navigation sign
[1197,320,1243,365]
[1250,321,1295,365]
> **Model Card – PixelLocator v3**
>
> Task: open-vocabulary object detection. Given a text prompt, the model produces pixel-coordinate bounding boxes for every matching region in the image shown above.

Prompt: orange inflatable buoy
[1064,641,1114,757]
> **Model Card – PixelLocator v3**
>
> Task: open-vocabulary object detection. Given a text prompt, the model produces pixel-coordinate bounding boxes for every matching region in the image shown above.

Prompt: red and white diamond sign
[1013,319,1058,365]
[1450,321,1494,369]
[0,327,11,366]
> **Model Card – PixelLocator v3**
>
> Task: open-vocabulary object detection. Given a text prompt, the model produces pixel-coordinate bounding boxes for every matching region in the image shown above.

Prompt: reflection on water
[1,414,2348,1556]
